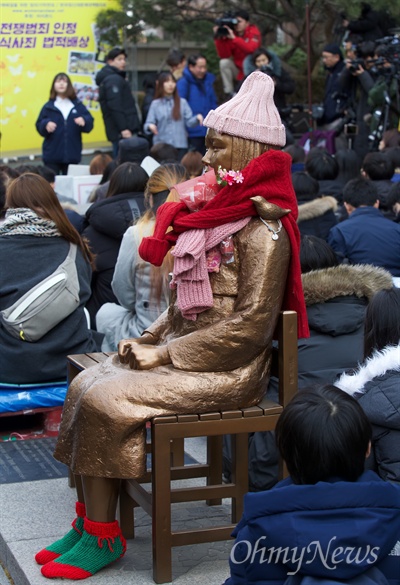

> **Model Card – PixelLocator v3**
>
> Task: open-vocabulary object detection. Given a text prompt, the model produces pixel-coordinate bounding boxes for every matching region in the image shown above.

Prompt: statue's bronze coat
[54,199,290,478]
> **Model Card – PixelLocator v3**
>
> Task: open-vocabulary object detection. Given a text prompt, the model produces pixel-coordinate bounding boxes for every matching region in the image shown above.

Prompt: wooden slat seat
[66,310,298,583]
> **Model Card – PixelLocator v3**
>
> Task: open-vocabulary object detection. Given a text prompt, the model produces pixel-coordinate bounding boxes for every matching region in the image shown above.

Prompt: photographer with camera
[213,9,261,99]
[338,40,377,158]
[367,40,400,147]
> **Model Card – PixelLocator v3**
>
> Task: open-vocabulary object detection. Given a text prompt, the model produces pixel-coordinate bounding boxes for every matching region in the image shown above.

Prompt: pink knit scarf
[171,217,251,320]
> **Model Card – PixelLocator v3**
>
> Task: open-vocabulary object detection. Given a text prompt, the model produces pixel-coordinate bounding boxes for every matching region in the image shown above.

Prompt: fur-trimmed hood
[302,264,393,306]
[297,196,337,223]
[336,344,400,396]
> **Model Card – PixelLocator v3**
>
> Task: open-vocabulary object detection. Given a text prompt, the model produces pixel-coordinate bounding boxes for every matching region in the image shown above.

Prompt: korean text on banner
[0,0,119,158]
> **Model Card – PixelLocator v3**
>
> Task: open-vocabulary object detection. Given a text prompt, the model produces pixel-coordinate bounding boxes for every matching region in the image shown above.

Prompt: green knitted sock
[41,518,126,580]
[35,501,86,565]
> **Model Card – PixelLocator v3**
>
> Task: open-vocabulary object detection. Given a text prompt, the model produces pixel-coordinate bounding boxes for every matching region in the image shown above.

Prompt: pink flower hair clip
[216,166,244,187]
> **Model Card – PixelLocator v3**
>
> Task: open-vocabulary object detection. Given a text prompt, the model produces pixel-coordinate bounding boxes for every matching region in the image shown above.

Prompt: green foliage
[203,41,220,76]
[95,10,121,46]
[95,9,142,45]
[332,0,400,20]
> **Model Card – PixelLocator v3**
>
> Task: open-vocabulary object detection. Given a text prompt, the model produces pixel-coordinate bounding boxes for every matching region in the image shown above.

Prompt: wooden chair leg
[68,469,76,488]
[152,426,173,584]
[206,435,223,506]
[231,432,248,523]
[170,437,184,467]
[118,480,135,539]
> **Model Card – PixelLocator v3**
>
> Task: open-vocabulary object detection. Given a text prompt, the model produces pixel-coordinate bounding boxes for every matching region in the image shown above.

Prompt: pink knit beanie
[203,71,286,146]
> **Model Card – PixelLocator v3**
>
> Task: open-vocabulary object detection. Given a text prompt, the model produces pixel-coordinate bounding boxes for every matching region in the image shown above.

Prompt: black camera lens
[349,58,364,73]
[214,12,238,37]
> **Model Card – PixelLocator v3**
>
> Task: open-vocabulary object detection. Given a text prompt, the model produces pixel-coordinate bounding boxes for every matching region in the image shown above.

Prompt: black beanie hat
[323,44,343,60]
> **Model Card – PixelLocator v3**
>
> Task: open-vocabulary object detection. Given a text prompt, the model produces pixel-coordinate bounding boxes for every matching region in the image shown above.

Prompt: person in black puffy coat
[95,48,140,158]
[82,162,148,326]
[36,73,94,175]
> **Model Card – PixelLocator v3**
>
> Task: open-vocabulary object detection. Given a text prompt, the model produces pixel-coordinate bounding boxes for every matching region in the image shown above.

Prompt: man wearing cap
[320,44,348,128]
[37,71,308,580]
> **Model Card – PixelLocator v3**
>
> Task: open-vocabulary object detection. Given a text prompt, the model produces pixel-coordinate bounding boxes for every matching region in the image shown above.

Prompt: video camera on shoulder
[347,40,377,73]
[375,35,400,61]
[372,35,400,74]
[214,12,238,39]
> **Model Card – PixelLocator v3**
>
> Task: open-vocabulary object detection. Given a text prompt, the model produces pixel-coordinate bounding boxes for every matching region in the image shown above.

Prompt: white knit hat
[203,71,286,146]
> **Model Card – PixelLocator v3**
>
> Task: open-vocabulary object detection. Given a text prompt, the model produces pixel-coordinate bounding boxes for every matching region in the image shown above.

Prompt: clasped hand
[118,336,169,370]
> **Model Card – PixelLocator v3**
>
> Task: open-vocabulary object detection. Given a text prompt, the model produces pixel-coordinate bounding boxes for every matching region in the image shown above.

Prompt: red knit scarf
[139,150,309,338]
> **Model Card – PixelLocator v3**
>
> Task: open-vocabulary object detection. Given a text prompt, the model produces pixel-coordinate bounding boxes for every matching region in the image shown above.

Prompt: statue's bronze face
[202,129,234,173]
[203,128,270,173]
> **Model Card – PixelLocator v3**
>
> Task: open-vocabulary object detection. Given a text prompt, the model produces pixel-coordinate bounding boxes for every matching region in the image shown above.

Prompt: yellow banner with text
[0,0,119,158]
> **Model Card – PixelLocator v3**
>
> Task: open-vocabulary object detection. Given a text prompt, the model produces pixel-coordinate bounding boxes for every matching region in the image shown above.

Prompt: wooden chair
[66,310,298,584]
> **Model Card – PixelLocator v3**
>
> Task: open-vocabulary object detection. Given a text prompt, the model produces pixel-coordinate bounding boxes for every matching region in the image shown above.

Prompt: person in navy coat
[36,73,94,175]
[328,177,400,276]
[225,385,400,585]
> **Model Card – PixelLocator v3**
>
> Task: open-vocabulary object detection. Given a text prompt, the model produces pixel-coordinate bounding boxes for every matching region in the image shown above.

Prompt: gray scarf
[0,208,61,237]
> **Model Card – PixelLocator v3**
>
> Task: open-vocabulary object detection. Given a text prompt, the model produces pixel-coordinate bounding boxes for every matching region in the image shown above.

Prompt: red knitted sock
[35,502,86,565]
[41,518,126,580]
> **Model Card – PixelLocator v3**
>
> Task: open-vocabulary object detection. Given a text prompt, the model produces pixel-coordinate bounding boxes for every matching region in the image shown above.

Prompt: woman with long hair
[0,173,99,384]
[337,287,400,483]
[36,73,94,175]
[144,71,203,160]
[96,163,190,351]
[82,162,149,325]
